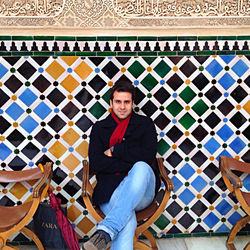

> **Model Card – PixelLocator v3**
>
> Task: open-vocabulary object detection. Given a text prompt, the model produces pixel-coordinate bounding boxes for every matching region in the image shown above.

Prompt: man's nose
[121,102,125,109]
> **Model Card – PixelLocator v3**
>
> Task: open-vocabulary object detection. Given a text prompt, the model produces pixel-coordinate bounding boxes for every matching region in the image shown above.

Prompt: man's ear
[110,99,113,108]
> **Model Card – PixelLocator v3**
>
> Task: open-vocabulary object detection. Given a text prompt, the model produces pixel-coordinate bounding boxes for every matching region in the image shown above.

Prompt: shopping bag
[33,202,68,249]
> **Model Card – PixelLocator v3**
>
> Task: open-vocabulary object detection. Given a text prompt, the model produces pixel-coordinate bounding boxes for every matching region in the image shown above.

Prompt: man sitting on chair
[82,81,160,250]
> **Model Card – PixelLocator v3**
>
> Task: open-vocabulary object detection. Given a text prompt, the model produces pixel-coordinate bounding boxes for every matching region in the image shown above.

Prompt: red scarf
[109,110,132,148]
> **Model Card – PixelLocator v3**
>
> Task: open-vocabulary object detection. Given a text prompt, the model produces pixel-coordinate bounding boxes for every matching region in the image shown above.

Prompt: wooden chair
[82,158,174,250]
[219,156,250,250]
[0,162,53,250]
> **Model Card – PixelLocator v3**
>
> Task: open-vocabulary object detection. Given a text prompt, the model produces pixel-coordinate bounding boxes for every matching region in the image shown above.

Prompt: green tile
[192,99,209,116]
[12,52,33,56]
[34,36,54,41]
[179,113,196,130]
[117,52,137,56]
[76,52,97,56]
[102,90,110,104]
[154,214,170,230]
[34,52,54,56]
[237,35,250,40]
[218,36,237,40]
[128,61,145,79]
[141,73,158,91]
[178,51,197,56]
[0,52,11,56]
[179,87,196,104]
[55,52,76,56]
[12,36,33,41]
[198,36,217,41]
[55,36,75,41]
[210,232,228,237]
[154,60,171,78]
[158,51,177,56]
[197,51,216,56]
[118,36,137,41]
[157,139,170,156]
[162,234,174,238]
[158,36,178,41]
[174,233,192,238]
[142,57,157,65]
[0,36,11,40]
[236,50,250,55]
[166,100,183,117]
[89,102,106,119]
[138,52,157,56]
[178,36,197,41]
[138,36,157,41]
[77,37,96,41]
[96,52,116,56]
[192,233,211,237]
[216,50,235,55]
[97,36,117,41]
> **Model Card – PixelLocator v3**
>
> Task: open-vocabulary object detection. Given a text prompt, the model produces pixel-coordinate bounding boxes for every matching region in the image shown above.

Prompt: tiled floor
[13,235,250,249]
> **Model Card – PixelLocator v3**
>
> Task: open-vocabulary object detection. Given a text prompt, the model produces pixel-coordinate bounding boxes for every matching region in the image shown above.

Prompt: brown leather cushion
[0,201,33,231]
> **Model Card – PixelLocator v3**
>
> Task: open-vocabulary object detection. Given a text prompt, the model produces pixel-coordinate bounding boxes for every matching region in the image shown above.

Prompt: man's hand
[104,148,112,157]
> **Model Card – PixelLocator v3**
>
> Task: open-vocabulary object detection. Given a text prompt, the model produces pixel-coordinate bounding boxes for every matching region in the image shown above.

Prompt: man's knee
[130,161,152,176]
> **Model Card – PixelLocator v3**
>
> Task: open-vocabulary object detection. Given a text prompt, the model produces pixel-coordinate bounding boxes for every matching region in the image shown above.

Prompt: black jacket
[88,111,160,205]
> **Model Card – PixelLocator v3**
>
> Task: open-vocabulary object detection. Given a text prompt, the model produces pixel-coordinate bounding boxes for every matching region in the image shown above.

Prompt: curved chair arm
[220,156,242,191]
[33,162,53,198]
[157,158,174,191]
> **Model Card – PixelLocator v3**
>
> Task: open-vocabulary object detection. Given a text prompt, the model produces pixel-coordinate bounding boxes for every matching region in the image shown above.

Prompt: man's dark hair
[110,81,136,101]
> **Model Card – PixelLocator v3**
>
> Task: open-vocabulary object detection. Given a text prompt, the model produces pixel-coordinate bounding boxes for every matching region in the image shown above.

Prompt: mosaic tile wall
[0,36,249,241]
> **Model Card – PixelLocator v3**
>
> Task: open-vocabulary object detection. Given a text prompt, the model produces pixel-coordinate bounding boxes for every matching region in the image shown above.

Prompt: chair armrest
[32,162,53,198]
[82,161,89,197]
[157,158,174,191]
[220,156,242,189]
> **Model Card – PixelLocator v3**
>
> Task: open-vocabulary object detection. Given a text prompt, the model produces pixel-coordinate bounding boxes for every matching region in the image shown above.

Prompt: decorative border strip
[0,36,249,56]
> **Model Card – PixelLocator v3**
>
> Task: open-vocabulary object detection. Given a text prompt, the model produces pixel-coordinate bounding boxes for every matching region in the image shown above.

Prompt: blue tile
[229,137,246,154]
[220,55,235,64]
[228,211,242,226]
[172,176,183,192]
[203,212,220,228]
[179,163,195,179]
[243,174,250,191]
[206,59,223,77]
[191,176,207,192]
[0,63,8,79]
[0,143,12,160]
[179,189,195,205]
[218,73,235,90]
[216,224,230,232]
[19,89,38,107]
[20,116,39,133]
[5,103,24,120]
[217,124,234,141]
[216,200,232,215]
[216,150,232,161]
[34,102,52,119]
[204,138,220,154]
[232,59,249,77]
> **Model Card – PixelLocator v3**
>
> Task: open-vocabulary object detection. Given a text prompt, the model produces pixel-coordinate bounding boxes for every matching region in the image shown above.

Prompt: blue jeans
[97,161,156,250]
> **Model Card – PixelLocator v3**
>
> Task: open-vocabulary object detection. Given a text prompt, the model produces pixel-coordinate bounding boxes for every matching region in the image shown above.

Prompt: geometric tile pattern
[0,53,249,240]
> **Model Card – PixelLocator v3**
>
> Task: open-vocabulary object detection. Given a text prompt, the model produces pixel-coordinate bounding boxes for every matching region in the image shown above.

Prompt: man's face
[110,91,134,120]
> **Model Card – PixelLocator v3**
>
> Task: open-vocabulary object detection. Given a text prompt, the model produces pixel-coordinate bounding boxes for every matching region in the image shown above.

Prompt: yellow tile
[67,204,82,222]
[74,61,93,80]
[77,216,95,234]
[75,141,89,158]
[63,154,81,171]
[9,183,28,199]
[49,141,67,159]
[46,60,65,80]
[61,75,80,93]
[60,56,78,66]
[243,100,250,114]
[62,128,80,146]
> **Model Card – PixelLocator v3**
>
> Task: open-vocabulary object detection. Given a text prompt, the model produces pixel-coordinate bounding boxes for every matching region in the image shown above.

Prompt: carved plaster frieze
[0,0,249,31]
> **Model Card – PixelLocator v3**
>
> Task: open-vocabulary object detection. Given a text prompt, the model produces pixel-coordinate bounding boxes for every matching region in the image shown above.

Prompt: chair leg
[20,227,44,250]
[227,215,250,250]
[142,230,157,250]
[134,240,152,250]
[244,241,250,250]
[3,245,19,250]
